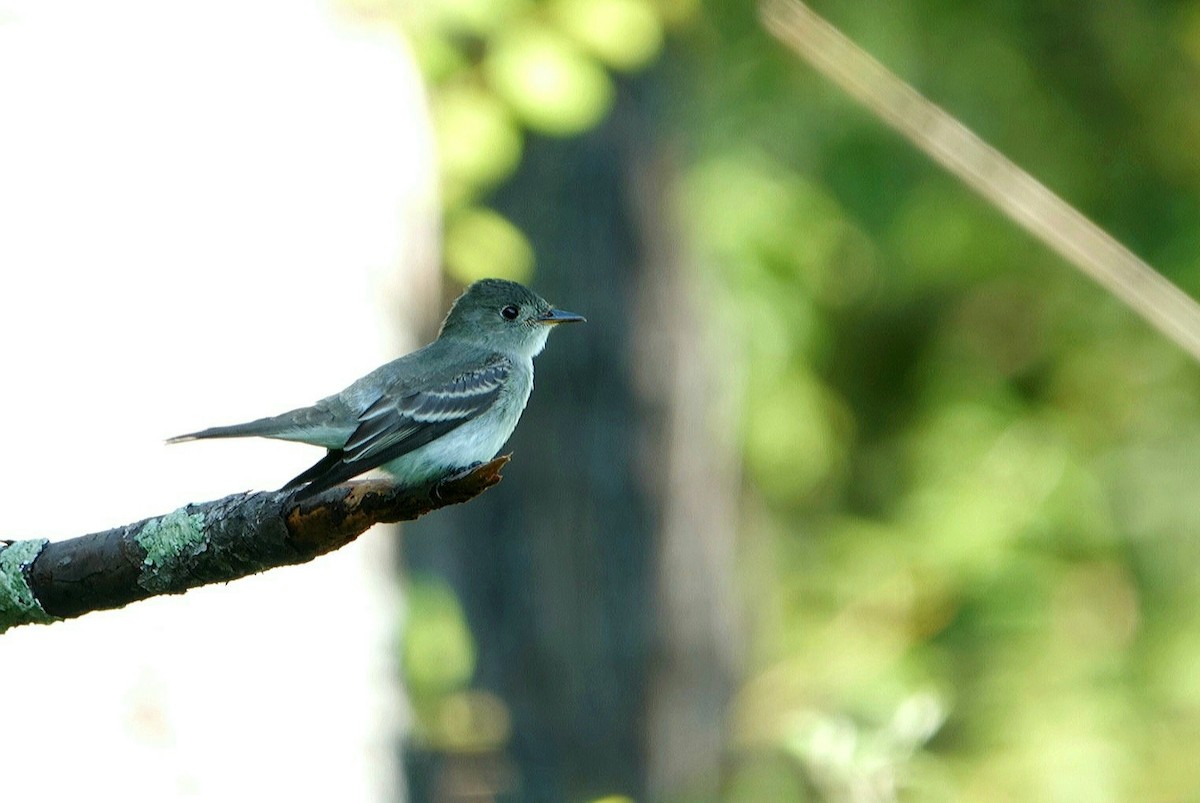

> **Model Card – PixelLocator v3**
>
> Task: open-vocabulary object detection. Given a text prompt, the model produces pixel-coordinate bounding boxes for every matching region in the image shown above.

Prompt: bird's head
[439,278,585,358]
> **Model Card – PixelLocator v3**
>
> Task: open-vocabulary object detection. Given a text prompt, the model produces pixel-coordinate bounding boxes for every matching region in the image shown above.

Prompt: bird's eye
[501,304,520,321]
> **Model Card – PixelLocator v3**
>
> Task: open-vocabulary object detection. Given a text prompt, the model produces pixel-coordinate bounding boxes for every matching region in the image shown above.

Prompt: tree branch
[761,0,1200,363]
[0,456,509,634]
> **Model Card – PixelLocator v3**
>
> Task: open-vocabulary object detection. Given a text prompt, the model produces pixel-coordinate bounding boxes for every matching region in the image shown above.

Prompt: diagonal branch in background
[761,0,1200,363]
[0,456,509,634]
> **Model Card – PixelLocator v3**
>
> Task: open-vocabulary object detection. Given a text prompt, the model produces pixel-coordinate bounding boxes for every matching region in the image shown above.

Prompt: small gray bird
[169,279,584,499]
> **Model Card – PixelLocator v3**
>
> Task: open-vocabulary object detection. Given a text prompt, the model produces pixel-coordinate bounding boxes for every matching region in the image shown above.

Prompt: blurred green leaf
[484,23,614,135]
[444,205,535,283]
[433,83,523,203]
[430,690,512,751]
[743,368,850,506]
[427,0,533,37]
[551,0,663,72]
[409,30,470,83]
[403,576,476,697]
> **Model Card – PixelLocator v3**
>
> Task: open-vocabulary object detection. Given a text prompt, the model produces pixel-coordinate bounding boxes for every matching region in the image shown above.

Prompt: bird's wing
[286,355,512,498]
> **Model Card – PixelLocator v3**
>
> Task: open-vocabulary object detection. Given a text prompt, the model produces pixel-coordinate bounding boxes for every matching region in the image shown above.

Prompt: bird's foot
[447,461,485,481]
[433,462,485,501]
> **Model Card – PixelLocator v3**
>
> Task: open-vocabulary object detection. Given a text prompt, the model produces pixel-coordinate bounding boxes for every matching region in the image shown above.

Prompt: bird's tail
[166,413,308,444]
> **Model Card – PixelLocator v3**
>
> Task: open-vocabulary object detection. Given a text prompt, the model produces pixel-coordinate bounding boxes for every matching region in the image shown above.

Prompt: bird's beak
[538,308,586,325]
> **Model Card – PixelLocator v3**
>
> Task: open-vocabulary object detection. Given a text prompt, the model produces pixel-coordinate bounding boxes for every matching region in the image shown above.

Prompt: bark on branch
[0,456,509,634]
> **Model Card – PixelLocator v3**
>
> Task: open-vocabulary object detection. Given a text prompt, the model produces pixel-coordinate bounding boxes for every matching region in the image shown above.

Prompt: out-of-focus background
[4,0,1200,801]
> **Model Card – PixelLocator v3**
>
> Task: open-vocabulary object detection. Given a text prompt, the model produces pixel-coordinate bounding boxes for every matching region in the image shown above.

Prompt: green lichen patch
[136,508,208,594]
[0,539,54,633]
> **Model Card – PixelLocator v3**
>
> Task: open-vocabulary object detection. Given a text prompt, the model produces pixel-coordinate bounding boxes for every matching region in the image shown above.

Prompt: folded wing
[286,356,512,499]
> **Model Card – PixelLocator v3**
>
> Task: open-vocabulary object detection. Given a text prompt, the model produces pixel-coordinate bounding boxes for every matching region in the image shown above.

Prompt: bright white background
[0,1,438,800]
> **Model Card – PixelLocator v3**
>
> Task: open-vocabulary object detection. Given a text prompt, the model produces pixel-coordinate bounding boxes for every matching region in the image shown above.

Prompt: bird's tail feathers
[166,413,306,445]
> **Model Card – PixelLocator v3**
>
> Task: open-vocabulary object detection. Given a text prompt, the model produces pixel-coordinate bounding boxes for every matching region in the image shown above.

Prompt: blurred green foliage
[679,2,1200,800]
[399,0,667,284]
[403,575,513,752]
[387,0,1200,798]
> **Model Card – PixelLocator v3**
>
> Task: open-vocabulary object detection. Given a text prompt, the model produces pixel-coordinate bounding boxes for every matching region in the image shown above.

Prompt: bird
[168,278,585,500]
